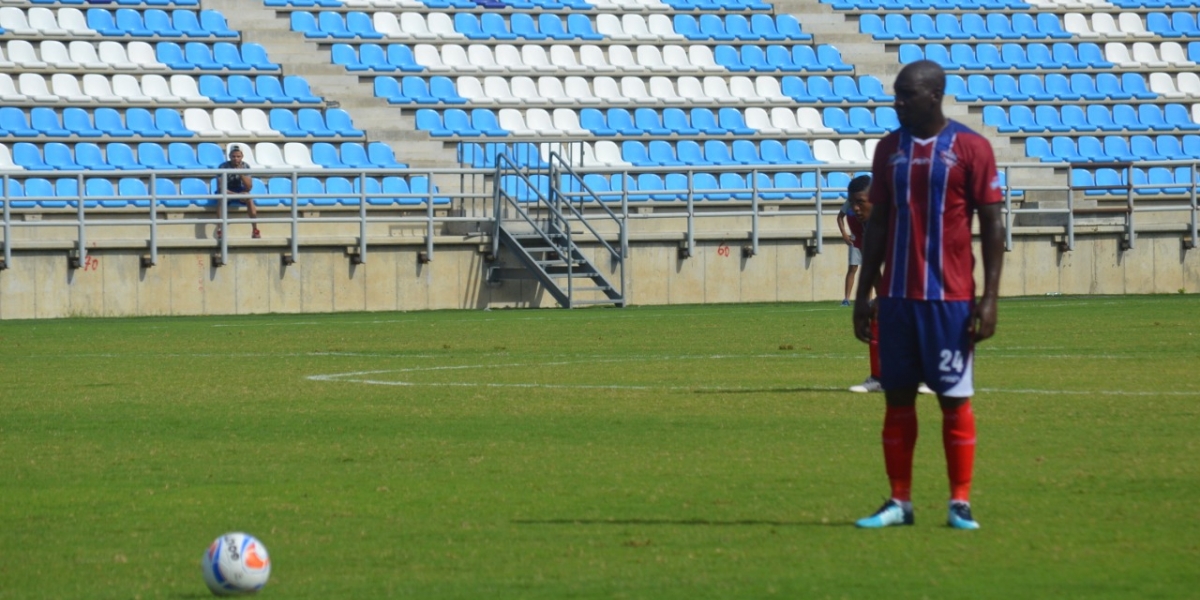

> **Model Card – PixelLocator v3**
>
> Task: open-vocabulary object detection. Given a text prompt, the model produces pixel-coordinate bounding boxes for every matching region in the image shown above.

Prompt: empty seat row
[1103,41,1194,68]
[860,13,1073,42]
[946,72,1159,103]
[416,105,898,137]
[823,0,1027,9]
[85,8,237,39]
[1143,12,1200,38]
[26,0,199,5]
[0,175,444,209]
[1063,12,1166,39]
[901,41,1122,71]
[1148,72,1200,99]
[0,39,278,72]
[378,74,875,107]
[3,140,404,171]
[984,104,1200,134]
[510,170,882,203]
[0,72,321,105]
[713,44,853,72]
[1072,167,1198,196]
[0,105,363,139]
[1026,134,1200,162]
[0,7,237,39]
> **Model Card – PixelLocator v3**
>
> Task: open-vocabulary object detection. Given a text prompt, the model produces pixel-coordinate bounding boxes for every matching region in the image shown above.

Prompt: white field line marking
[307,357,1198,396]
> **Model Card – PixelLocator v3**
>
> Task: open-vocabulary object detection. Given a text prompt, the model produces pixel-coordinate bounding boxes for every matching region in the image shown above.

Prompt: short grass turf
[1,296,1198,599]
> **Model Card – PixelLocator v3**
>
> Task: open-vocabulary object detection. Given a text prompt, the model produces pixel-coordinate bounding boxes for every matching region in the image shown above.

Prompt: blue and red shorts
[876,298,975,397]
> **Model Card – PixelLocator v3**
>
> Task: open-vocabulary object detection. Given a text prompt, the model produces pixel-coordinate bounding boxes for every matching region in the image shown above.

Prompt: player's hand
[842,233,853,245]
[852,298,873,344]
[972,296,998,343]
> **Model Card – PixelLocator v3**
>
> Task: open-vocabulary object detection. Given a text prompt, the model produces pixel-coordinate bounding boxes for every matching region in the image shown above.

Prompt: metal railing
[1,159,1198,269]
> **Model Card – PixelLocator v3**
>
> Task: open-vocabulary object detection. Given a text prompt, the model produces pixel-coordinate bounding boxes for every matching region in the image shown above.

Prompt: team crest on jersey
[940,149,959,168]
[888,151,908,166]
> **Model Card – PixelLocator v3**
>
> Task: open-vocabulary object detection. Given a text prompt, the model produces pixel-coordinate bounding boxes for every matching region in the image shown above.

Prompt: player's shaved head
[892,60,947,137]
[896,60,946,96]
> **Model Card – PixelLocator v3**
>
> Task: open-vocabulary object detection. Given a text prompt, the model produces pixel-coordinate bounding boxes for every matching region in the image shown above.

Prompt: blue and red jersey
[869,120,1002,301]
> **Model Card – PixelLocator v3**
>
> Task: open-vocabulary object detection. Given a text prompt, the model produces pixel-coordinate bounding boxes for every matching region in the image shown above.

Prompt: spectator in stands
[214,145,260,240]
[837,175,871,306]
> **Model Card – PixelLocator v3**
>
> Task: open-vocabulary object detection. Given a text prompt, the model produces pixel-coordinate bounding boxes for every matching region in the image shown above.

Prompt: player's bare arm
[973,202,1005,342]
[853,201,889,343]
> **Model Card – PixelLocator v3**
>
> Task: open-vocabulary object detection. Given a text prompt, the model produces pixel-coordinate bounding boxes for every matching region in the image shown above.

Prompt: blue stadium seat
[337,143,371,169]
[332,43,368,72]
[983,105,1016,132]
[213,42,252,71]
[635,108,671,136]
[1101,136,1137,162]
[565,15,603,40]
[385,45,423,72]
[631,173,666,202]
[156,42,190,69]
[1051,43,1088,69]
[1019,75,1055,101]
[199,75,237,103]
[833,75,868,103]
[98,108,139,137]
[882,14,919,40]
[114,178,148,208]
[1024,137,1055,162]
[1001,44,1036,69]
[167,143,202,169]
[731,140,763,166]
[1036,13,1073,39]
[417,108,455,137]
[1079,43,1114,68]
[806,76,836,102]
[780,76,815,102]
[45,142,82,170]
[228,75,265,103]
[510,14,547,41]
[691,108,725,135]
[374,77,406,103]
[1082,105,1118,132]
[24,178,61,209]
[137,143,172,171]
[171,9,210,37]
[1112,104,1149,132]
[1138,105,1174,132]
[714,46,749,72]
[717,108,754,135]
[317,11,355,40]
[720,172,751,200]
[786,140,817,164]
[817,45,854,72]
[986,14,1021,40]
[83,178,115,208]
[185,42,222,70]
[740,46,771,72]
[875,106,900,129]
[454,13,488,40]
[242,43,280,71]
[606,109,642,135]
[326,108,364,137]
[297,108,336,137]
[1034,105,1071,133]
[1146,12,1179,37]
[931,15,968,41]
[0,107,38,137]
[663,108,699,135]
[849,107,887,134]
[144,9,180,36]
[1065,105,1094,131]
[367,142,404,168]
[283,76,322,103]
[703,140,735,165]
[253,76,291,103]
[430,77,468,104]
[1156,136,1187,160]
[648,140,685,167]
[1164,104,1200,131]
[676,140,709,166]
[347,11,382,40]
[1076,136,1106,162]
[292,11,323,38]
[760,139,789,165]
[61,107,102,137]
[938,44,973,70]
[622,141,651,166]
[791,45,824,72]
[31,107,72,137]
[154,108,192,137]
[692,173,727,201]
[354,44,393,72]
[859,14,887,40]
[269,109,305,137]
[777,172,815,199]
[961,14,990,39]
[198,10,237,37]
[699,14,737,41]
[1044,74,1077,100]
[1120,73,1157,100]
[899,44,925,65]
[326,177,356,205]
[750,14,786,41]
[470,109,508,137]
[77,143,117,171]
[116,8,157,36]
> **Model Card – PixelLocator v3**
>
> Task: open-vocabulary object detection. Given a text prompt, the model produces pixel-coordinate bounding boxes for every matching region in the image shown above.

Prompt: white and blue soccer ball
[201,532,271,596]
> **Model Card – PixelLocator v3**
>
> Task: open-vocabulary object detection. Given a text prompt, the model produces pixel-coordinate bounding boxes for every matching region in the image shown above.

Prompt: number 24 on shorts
[939,350,965,373]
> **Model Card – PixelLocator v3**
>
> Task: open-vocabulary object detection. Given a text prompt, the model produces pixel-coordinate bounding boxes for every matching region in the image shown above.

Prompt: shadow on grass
[513,518,850,527]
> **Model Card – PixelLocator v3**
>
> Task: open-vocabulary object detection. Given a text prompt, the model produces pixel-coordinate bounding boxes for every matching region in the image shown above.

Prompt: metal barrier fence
[0,158,1197,269]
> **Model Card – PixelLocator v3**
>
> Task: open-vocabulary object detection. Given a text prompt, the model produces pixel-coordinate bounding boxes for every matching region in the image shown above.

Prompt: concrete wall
[2,232,1197,319]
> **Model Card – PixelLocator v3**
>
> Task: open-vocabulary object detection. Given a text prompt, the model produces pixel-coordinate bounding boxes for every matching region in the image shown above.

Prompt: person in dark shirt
[215,145,260,239]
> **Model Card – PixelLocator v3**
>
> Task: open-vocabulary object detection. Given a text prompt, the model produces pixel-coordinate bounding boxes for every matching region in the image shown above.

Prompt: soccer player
[851,60,1006,530]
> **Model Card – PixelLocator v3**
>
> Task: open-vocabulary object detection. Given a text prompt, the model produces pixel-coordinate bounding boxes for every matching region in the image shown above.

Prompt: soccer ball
[201,532,271,596]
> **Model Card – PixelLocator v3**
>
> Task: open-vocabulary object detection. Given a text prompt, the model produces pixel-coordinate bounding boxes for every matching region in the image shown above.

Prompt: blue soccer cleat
[947,501,980,530]
[855,499,914,528]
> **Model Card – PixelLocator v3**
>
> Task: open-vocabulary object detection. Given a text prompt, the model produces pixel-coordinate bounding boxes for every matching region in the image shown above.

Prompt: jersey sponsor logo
[940,149,958,168]
[888,151,908,166]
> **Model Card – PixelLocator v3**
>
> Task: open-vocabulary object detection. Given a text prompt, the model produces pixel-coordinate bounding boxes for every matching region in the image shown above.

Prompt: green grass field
[2,296,1198,599]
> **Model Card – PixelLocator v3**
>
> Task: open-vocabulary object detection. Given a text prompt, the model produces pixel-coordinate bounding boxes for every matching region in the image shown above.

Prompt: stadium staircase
[487,149,625,308]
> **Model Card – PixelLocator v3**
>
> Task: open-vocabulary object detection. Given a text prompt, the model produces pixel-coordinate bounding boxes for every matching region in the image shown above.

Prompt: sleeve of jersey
[966,135,1003,207]
[868,134,897,207]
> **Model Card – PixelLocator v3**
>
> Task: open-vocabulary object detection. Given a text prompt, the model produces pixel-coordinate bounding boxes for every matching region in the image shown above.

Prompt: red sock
[882,405,918,502]
[942,401,976,502]
[869,319,881,379]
